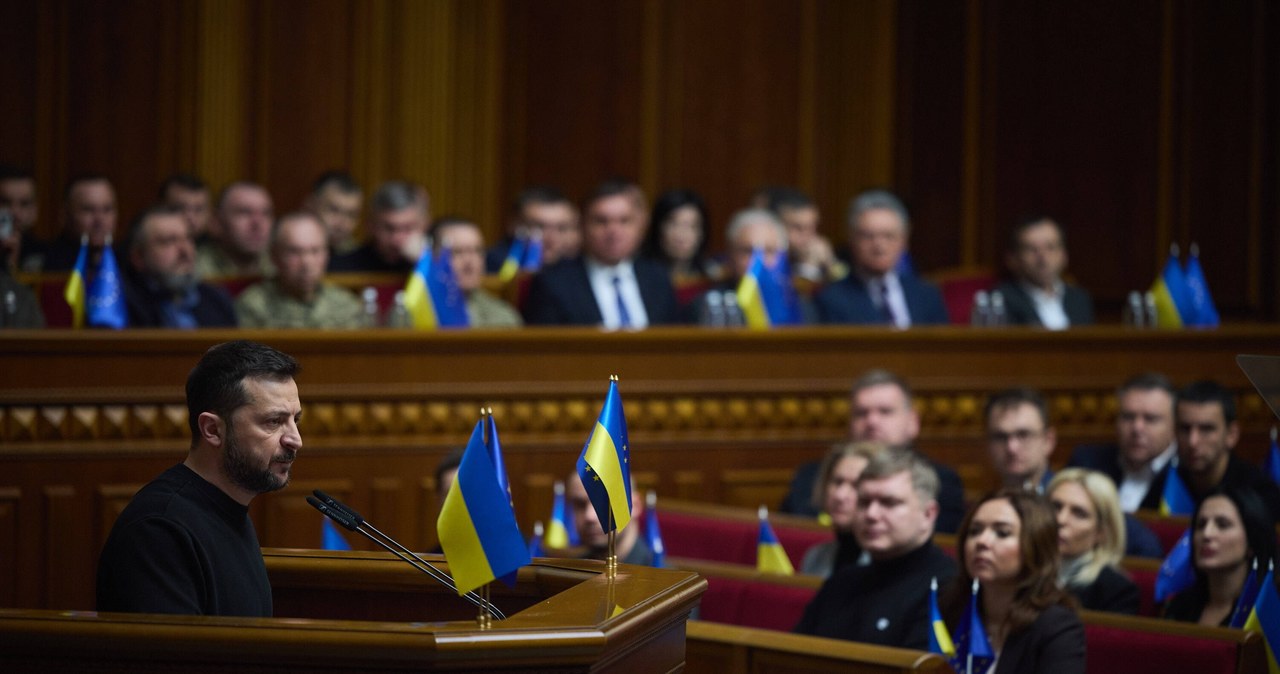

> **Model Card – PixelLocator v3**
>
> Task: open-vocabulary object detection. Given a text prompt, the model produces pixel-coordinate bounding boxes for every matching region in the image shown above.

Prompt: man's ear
[197,412,225,448]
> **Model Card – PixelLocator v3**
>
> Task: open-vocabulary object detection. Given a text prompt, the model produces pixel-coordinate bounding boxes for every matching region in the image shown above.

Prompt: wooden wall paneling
[391,0,455,209]
[520,472,557,545]
[369,476,405,552]
[811,0,898,251]
[349,0,391,225]
[719,468,795,511]
[95,483,140,555]
[263,477,354,550]
[0,1,41,184]
[0,488,19,607]
[196,0,253,191]
[42,485,80,609]
[449,0,505,234]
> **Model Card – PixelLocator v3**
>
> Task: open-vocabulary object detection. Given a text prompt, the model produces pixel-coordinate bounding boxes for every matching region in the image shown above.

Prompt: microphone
[306,490,507,620]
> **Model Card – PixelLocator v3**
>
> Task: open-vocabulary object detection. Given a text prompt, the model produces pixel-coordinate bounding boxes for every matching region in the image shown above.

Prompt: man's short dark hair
[852,369,913,403]
[311,170,361,196]
[371,180,421,215]
[0,164,34,183]
[186,341,300,445]
[429,215,476,243]
[512,186,570,216]
[766,187,814,214]
[158,173,207,200]
[1006,214,1065,252]
[1177,379,1236,425]
[127,203,186,253]
[985,387,1051,428]
[583,178,646,214]
[64,173,111,202]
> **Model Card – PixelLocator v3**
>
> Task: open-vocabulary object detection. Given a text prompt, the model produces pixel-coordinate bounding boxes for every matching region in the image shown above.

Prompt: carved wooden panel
[42,486,79,609]
[0,488,19,606]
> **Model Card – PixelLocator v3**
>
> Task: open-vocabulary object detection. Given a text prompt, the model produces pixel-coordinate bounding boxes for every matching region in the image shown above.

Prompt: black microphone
[305,492,507,620]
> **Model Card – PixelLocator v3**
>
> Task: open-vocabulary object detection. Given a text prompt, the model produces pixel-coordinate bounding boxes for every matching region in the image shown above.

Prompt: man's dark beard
[223,420,294,494]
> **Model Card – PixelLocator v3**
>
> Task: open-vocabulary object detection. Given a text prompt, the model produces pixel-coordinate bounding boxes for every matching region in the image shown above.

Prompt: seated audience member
[329,181,428,274]
[944,489,1085,674]
[1174,379,1280,520]
[485,186,582,273]
[813,189,948,326]
[41,174,119,272]
[1047,469,1140,613]
[124,205,237,328]
[985,387,1163,558]
[994,215,1094,328]
[642,189,715,283]
[159,173,212,242]
[304,170,363,256]
[1068,373,1178,512]
[795,447,957,648]
[800,442,886,577]
[97,340,301,616]
[431,217,522,328]
[767,187,845,283]
[196,182,274,278]
[1164,486,1277,626]
[685,207,790,325]
[780,369,965,535]
[0,164,47,272]
[565,471,651,566]
[523,179,678,328]
[0,225,44,327]
[235,212,361,329]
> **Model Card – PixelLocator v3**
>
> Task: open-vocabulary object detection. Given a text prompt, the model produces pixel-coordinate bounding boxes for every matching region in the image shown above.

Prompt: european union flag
[528,521,546,558]
[928,577,955,657]
[756,505,794,575]
[1155,529,1196,603]
[521,232,543,272]
[1243,564,1280,674]
[86,242,127,329]
[950,579,994,674]
[1264,428,1280,486]
[1183,243,1219,327]
[437,419,530,595]
[576,377,633,533]
[645,491,665,568]
[63,235,88,329]
[544,479,579,548]
[404,244,469,329]
[1159,468,1195,516]
[1230,559,1261,629]
[322,517,351,551]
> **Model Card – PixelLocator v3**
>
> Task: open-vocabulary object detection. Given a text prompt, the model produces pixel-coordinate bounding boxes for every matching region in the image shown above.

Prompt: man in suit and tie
[994,215,1094,328]
[523,179,678,328]
[1067,373,1178,513]
[813,189,948,326]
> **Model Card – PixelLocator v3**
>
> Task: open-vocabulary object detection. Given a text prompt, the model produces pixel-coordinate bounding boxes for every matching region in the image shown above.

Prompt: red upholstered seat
[657,510,831,568]
[698,576,817,632]
[1136,513,1189,554]
[928,266,996,325]
[1125,565,1160,617]
[1084,623,1241,674]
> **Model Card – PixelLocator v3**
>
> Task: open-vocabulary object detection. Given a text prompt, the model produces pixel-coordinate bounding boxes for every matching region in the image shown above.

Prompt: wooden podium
[0,548,706,673]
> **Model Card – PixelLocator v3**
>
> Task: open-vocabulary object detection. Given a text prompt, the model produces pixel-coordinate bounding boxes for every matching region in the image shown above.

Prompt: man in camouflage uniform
[235,212,361,328]
[432,217,522,328]
[196,182,275,279]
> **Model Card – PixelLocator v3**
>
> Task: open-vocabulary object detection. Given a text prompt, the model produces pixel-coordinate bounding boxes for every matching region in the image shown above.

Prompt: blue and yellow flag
[1183,244,1219,327]
[521,232,543,272]
[1243,564,1280,674]
[1230,559,1261,628]
[1154,529,1196,603]
[498,235,528,282]
[950,579,994,674]
[322,517,351,551]
[86,242,127,329]
[928,576,955,657]
[1264,427,1280,486]
[736,248,801,330]
[437,419,530,595]
[576,377,633,533]
[528,521,546,558]
[1150,246,1193,328]
[405,244,469,329]
[645,490,665,568]
[487,413,510,498]
[1159,468,1195,516]
[63,235,88,329]
[756,506,794,575]
[404,245,439,329]
[544,479,579,549]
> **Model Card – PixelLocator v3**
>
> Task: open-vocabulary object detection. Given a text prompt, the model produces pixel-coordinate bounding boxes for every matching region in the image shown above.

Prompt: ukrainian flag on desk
[1263,428,1280,486]
[437,419,530,595]
[1159,468,1195,516]
[404,244,469,329]
[64,235,88,328]
[544,480,579,549]
[1243,563,1280,674]
[927,577,955,658]
[756,506,794,575]
[736,248,802,330]
[1149,245,1194,328]
[321,517,351,551]
[577,378,633,533]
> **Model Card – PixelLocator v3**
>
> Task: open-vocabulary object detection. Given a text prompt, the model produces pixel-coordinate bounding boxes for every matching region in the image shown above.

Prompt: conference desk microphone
[306,490,507,620]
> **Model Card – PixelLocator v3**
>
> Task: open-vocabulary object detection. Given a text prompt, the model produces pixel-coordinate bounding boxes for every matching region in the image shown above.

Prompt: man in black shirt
[96,340,302,616]
[1175,379,1280,520]
[795,447,956,648]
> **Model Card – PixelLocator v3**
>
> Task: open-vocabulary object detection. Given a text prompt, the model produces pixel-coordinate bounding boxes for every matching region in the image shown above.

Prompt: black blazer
[124,274,238,328]
[1069,565,1140,614]
[522,256,679,326]
[993,280,1095,327]
[1067,443,1168,512]
[995,604,1086,674]
[813,273,950,325]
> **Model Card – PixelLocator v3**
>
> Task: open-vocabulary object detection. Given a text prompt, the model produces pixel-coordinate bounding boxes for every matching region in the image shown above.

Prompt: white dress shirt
[1117,443,1177,513]
[1022,280,1070,330]
[586,258,649,330]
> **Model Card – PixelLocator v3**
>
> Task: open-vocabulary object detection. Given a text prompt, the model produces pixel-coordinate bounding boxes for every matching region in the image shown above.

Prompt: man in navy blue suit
[994,215,1094,329]
[1067,373,1179,513]
[523,179,677,328]
[814,189,948,326]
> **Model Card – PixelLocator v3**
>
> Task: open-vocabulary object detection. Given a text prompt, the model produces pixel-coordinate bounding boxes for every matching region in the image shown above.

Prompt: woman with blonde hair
[1046,468,1140,613]
[800,441,886,577]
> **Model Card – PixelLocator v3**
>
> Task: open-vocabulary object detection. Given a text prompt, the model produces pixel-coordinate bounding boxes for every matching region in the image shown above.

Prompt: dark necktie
[613,275,632,328]
[879,279,900,325]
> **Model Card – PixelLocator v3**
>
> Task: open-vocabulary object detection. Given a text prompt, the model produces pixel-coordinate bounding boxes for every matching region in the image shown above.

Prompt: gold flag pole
[477,406,493,628]
[605,374,620,578]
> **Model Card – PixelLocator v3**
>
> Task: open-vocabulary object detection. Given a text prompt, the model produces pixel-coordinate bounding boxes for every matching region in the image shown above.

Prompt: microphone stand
[306,490,507,620]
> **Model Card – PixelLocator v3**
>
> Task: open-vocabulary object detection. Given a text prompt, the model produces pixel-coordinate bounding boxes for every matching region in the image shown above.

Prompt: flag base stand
[476,584,492,629]
[605,529,618,578]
